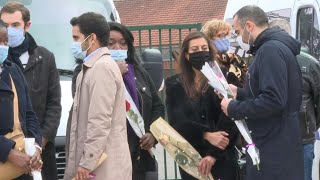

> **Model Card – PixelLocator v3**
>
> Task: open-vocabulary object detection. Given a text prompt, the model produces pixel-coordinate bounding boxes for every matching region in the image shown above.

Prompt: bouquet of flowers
[125,89,157,157]
[201,61,260,169]
[150,118,214,180]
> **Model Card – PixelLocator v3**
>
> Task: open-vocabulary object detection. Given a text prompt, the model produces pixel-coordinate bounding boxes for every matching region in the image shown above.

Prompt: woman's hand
[29,147,43,171]
[7,149,32,174]
[140,133,156,150]
[198,156,216,177]
[116,60,128,75]
[204,131,229,150]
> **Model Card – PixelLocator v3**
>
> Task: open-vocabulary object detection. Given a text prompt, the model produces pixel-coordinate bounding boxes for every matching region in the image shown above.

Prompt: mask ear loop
[243,22,252,46]
[82,34,94,52]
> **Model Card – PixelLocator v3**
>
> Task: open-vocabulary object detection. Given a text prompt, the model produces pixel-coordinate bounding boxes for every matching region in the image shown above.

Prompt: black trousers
[41,142,58,180]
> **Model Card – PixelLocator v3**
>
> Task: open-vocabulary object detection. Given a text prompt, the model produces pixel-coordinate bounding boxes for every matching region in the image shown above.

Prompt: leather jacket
[297,52,320,144]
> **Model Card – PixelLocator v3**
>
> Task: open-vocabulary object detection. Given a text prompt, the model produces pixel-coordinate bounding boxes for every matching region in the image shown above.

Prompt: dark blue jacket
[228,27,304,180]
[0,60,41,163]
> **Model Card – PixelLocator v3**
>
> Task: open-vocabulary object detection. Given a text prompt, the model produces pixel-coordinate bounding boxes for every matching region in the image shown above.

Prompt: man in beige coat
[64,12,132,180]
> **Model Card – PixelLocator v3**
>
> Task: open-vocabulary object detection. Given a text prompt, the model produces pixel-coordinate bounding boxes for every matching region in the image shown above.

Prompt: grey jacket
[297,52,320,144]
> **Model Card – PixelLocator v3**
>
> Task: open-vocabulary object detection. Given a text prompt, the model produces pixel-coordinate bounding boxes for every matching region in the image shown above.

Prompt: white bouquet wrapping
[201,61,260,169]
[24,138,42,180]
[124,88,157,158]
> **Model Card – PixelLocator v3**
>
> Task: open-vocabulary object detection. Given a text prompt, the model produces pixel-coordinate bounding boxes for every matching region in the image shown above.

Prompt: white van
[224,0,320,179]
[0,0,120,179]
[224,0,320,61]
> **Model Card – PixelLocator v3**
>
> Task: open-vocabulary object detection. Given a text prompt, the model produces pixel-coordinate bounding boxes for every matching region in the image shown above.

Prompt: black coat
[165,75,240,180]
[0,60,41,179]
[296,52,320,144]
[9,33,61,143]
[228,27,304,180]
[127,65,165,173]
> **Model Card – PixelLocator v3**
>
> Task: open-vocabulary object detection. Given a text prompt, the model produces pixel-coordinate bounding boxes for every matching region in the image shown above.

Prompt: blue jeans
[303,143,314,180]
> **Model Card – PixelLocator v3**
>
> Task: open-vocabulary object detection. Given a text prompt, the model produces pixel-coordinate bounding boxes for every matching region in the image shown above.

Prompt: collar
[83,47,110,68]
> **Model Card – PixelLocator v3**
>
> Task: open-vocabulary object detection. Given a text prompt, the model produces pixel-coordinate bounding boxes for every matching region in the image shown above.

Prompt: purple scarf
[123,64,140,109]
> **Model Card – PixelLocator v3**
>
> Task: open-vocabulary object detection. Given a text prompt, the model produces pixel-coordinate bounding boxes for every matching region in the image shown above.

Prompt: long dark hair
[179,31,216,99]
[108,22,140,65]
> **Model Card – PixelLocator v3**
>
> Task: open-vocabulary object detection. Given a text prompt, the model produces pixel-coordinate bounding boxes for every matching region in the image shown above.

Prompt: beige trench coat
[64,47,132,180]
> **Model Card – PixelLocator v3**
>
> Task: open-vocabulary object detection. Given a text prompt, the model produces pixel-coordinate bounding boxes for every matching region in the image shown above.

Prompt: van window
[0,0,117,70]
[297,7,320,60]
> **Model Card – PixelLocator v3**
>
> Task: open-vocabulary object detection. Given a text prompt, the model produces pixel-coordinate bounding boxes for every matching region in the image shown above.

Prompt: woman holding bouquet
[107,22,165,180]
[165,31,240,180]
[201,19,247,86]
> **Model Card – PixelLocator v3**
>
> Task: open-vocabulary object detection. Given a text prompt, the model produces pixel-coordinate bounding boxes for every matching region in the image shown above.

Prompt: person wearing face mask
[165,31,240,180]
[0,2,61,180]
[269,18,320,180]
[0,19,42,180]
[220,6,304,180]
[64,12,132,180]
[107,22,165,180]
[201,19,247,86]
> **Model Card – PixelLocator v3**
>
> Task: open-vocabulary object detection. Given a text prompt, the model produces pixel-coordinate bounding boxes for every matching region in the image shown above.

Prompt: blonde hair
[201,19,231,39]
[269,18,291,35]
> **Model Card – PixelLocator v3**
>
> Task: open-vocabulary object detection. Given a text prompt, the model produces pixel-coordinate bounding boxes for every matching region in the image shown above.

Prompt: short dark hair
[0,2,30,25]
[235,5,268,28]
[108,22,139,64]
[70,12,110,47]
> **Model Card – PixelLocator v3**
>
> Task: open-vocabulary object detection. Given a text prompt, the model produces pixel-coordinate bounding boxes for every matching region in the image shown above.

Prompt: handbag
[0,75,26,180]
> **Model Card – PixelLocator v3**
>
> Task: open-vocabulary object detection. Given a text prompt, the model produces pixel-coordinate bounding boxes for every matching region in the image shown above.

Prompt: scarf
[123,64,140,109]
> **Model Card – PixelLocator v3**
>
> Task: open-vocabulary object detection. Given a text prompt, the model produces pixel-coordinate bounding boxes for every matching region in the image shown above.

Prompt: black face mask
[188,51,211,70]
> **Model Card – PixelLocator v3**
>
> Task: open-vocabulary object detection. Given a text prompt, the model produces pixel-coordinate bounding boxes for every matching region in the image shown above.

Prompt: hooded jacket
[228,27,304,180]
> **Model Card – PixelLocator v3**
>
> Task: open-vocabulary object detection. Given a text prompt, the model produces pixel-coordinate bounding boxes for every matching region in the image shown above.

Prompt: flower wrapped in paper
[201,61,260,169]
[150,117,214,180]
[124,88,157,157]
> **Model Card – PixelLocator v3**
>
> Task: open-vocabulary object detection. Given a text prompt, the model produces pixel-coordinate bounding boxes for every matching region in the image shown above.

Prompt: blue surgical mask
[0,45,9,64]
[212,38,230,53]
[110,49,128,61]
[71,35,92,60]
[8,27,25,48]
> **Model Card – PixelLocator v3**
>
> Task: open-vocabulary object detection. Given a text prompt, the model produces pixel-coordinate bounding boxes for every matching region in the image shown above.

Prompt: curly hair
[201,19,231,39]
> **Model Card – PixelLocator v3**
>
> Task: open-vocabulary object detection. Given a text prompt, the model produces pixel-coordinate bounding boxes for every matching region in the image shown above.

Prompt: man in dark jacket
[220,6,304,180]
[269,18,320,180]
[0,19,42,180]
[0,2,61,180]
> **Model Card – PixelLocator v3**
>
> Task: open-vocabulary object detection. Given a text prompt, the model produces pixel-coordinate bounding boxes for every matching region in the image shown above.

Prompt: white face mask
[237,36,250,51]
[236,23,251,52]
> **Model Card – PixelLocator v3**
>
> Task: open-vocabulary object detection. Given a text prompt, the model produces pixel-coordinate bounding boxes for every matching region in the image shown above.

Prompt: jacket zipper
[304,106,310,134]
[248,73,255,98]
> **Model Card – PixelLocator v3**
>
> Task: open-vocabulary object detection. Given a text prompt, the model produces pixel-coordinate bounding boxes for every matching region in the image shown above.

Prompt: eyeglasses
[217,33,227,39]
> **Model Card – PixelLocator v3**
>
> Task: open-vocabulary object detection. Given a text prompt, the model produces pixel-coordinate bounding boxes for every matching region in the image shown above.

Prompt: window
[297,7,320,60]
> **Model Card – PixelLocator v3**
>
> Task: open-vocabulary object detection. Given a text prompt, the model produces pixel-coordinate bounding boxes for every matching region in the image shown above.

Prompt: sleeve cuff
[0,137,16,163]
[79,149,104,171]
[228,100,241,120]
